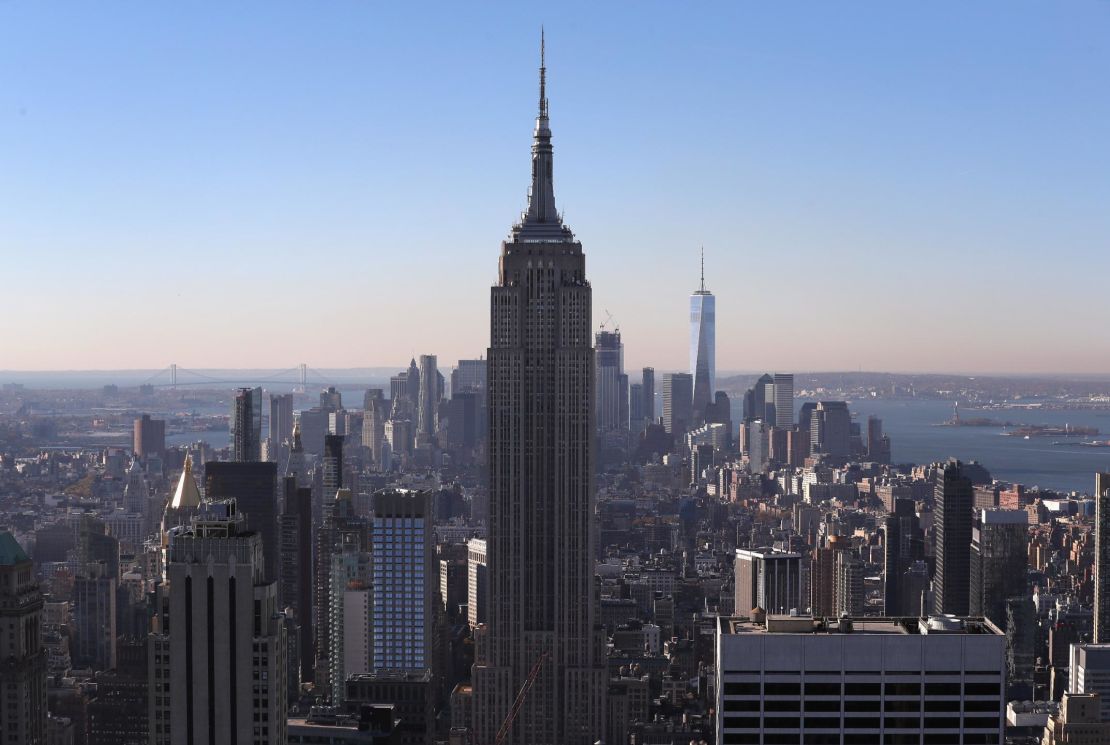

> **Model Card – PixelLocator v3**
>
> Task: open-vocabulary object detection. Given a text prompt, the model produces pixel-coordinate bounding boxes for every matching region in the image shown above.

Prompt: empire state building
[471,37,606,745]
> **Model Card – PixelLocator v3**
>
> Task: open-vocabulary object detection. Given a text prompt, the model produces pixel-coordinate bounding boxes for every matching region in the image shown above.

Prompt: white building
[716,614,1006,745]
[1068,643,1110,723]
[467,538,487,628]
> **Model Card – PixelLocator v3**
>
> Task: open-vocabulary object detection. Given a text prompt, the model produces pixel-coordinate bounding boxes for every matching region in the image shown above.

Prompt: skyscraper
[472,37,606,745]
[641,367,655,424]
[230,386,263,462]
[416,354,439,445]
[151,500,287,745]
[772,373,794,429]
[595,329,627,432]
[690,248,715,421]
[370,489,433,673]
[133,413,166,459]
[970,508,1029,626]
[882,497,924,616]
[0,532,46,745]
[810,401,851,459]
[734,548,803,615]
[1094,473,1110,643]
[269,393,294,461]
[662,372,693,436]
[204,461,280,583]
[934,459,974,617]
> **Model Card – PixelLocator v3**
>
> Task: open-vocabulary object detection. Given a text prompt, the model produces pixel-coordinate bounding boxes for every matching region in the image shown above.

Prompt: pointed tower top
[695,246,711,294]
[169,454,202,510]
[539,27,548,118]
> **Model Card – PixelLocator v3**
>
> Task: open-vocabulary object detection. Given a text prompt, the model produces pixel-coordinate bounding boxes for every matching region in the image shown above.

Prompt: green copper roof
[0,531,31,565]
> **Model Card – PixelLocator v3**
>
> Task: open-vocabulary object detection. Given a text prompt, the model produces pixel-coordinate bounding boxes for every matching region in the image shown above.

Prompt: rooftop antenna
[700,245,705,292]
[539,27,547,117]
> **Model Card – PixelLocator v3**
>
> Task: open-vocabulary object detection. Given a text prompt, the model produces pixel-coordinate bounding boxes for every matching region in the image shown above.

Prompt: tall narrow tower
[690,247,715,422]
[472,34,606,745]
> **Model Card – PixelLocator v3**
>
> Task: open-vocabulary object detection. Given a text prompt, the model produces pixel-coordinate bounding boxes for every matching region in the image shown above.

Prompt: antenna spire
[700,245,705,292]
[539,27,547,117]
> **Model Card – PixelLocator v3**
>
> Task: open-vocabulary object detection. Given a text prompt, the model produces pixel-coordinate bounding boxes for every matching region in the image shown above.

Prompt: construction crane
[599,309,618,333]
[493,651,550,745]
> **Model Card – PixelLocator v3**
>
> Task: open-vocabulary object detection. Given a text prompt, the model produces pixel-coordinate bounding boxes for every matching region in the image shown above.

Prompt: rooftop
[720,614,1004,636]
[0,532,31,565]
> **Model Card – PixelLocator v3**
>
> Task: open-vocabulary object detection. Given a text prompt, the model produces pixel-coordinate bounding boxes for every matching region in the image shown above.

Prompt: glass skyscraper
[690,250,715,420]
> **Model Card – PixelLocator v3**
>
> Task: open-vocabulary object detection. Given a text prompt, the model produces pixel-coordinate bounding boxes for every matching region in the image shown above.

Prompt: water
[845,398,1110,495]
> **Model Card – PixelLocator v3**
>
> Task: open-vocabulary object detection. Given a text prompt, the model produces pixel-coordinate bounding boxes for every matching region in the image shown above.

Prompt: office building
[641,367,655,424]
[279,477,314,682]
[471,39,606,745]
[230,386,263,462]
[662,372,693,436]
[883,498,925,616]
[1095,472,1110,644]
[772,373,794,429]
[330,532,372,704]
[970,508,1029,626]
[150,500,287,745]
[0,532,46,745]
[690,248,715,421]
[204,461,280,583]
[715,614,1007,745]
[315,486,367,701]
[1068,643,1110,723]
[269,393,294,462]
[744,374,774,423]
[451,359,487,396]
[371,489,433,673]
[73,562,118,671]
[734,549,803,615]
[467,538,488,628]
[934,459,974,617]
[810,400,851,459]
[416,354,439,445]
[1042,692,1110,744]
[133,413,166,459]
[596,329,628,432]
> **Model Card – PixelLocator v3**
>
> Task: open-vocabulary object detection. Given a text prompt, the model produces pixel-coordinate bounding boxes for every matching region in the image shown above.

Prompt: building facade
[689,249,715,421]
[0,533,46,745]
[471,39,606,745]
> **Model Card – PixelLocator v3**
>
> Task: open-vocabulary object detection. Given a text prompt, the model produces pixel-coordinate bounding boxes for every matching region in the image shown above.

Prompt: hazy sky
[2,2,1108,374]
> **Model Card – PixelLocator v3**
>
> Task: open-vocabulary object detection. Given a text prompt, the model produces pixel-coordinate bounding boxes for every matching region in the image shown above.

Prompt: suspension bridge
[138,363,336,391]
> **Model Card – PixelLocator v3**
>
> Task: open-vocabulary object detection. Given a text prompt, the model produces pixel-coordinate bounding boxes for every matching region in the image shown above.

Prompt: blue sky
[1,2,1108,373]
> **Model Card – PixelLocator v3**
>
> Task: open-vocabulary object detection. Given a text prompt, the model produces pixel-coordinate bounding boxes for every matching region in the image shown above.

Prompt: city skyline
[3,3,1109,374]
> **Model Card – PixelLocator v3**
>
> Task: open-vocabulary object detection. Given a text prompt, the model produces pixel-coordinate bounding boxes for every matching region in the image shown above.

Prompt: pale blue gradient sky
[1,2,1108,374]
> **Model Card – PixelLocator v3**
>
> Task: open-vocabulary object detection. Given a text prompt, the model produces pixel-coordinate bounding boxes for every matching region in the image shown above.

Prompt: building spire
[700,245,705,292]
[523,28,558,226]
[539,26,547,118]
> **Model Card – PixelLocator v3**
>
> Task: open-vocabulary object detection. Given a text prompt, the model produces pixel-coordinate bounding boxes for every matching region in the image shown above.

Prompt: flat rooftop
[720,615,1003,636]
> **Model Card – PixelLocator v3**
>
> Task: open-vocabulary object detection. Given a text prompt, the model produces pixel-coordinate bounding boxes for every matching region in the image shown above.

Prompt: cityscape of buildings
[3,31,1110,745]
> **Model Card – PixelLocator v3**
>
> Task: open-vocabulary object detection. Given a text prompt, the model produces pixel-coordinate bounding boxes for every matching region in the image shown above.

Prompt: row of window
[723,734,1000,745]
[723,682,1001,697]
[723,699,1000,713]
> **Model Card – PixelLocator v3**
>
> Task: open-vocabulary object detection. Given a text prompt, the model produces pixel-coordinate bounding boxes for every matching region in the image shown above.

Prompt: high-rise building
[329,530,371,704]
[810,401,851,459]
[716,614,1007,745]
[743,374,774,423]
[934,459,974,617]
[467,538,488,628]
[734,549,803,615]
[370,489,433,673]
[472,38,606,745]
[73,562,118,671]
[641,367,655,424]
[0,532,46,745]
[150,500,287,745]
[595,329,627,432]
[771,373,794,429]
[417,354,439,445]
[628,383,644,430]
[1068,643,1110,723]
[867,415,891,463]
[230,386,263,462]
[278,477,314,683]
[451,359,487,396]
[883,497,925,616]
[269,393,294,461]
[662,372,693,436]
[690,248,715,421]
[1095,472,1110,644]
[204,461,279,583]
[362,394,388,470]
[970,508,1029,626]
[133,413,166,459]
